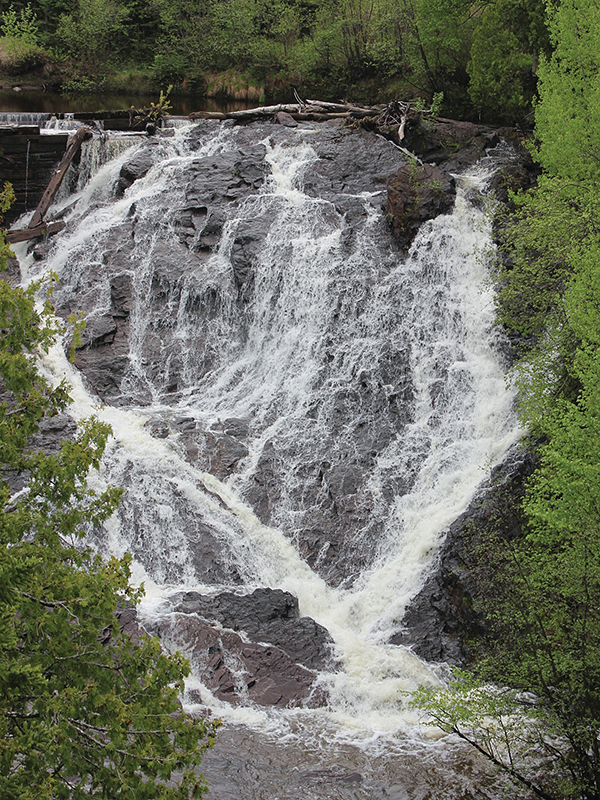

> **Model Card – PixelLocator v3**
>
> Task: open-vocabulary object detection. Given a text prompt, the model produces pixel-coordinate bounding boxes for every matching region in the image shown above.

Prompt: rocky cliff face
[48,120,418,590]
[25,114,536,695]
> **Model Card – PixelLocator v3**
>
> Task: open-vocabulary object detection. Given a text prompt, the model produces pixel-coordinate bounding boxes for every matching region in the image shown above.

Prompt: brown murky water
[0,88,252,116]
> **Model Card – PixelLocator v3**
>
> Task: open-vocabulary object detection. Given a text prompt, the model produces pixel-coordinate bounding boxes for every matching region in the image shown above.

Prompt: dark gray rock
[275,111,298,127]
[146,587,334,708]
[2,411,78,494]
[116,141,159,196]
[115,605,144,643]
[151,613,327,708]
[386,163,455,251]
[402,117,507,170]
[170,587,336,672]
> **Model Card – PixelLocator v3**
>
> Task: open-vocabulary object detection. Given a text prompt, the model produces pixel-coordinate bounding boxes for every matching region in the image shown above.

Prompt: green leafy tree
[0,182,217,798]
[467,0,549,123]
[1,3,39,44]
[0,1,48,74]
[414,2,600,797]
[55,0,129,80]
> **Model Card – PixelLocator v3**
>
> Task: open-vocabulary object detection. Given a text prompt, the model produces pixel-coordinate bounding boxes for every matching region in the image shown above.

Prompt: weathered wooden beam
[305,99,375,114]
[28,126,92,229]
[6,220,65,243]
[0,125,40,135]
[292,112,350,121]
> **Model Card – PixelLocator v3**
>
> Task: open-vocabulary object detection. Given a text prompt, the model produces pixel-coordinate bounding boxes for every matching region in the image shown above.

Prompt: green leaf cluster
[414,2,600,797]
[0,183,218,798]
[1,3,39,45]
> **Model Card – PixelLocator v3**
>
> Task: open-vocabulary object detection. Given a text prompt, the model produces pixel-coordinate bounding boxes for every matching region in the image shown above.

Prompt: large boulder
[152,614,327,708]
[386,163,455,251]
[116,141,159,196]
[145,587,336,708]
[170,587,336,672]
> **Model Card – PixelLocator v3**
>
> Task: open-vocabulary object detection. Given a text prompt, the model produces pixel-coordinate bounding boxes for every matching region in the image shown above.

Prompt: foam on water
[22,122,522,764]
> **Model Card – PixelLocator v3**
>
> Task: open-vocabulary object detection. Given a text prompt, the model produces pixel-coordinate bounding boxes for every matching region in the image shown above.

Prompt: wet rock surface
[53,121,409,407]
[145,587,334,708]
[47,120,419,588]
[40,117,528,607]
[116,141,159,195]
[403,117,518,171]
[386,163,455,251]
[384,117,534,251]
[393,442,537,664]
[171,587,336,671]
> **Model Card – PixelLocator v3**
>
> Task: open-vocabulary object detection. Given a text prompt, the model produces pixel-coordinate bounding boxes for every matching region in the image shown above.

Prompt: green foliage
[0,2,48,74]
[0,190,217,798]
[60,75,99,93]
[534,0,600,183]
[494,0,600,423]
[413,672,563,799]
[0,34,46,73]
[55,0,129,78]
[467,0,548,123]
[0,0,552,114]
[1,3,39,44]
[132,84,173,121]
[468,7,533,123]
[408,0,472,100]
[152,50,188,86]
[414,3,600,798]
[0,183,14,269]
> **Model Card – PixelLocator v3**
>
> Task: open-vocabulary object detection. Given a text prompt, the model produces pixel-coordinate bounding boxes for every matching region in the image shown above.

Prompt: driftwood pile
[189,97,425,144]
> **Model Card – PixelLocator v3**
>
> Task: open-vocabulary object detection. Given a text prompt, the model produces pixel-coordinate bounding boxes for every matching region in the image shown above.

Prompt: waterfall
[0,111,52,125]
[21,120,522,798]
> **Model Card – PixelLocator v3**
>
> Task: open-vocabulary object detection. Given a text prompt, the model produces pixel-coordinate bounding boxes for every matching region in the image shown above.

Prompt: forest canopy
[0,0,549,122]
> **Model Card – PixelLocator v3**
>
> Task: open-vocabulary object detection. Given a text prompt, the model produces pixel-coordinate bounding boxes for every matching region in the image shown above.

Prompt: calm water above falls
[18,121,522,799]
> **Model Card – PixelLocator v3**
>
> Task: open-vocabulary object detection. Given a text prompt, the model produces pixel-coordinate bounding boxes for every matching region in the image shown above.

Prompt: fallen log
[188,111,227,120]
[188,100,381,124]
[291,112,350,121]
[305,99,378,115]
[186,97,439,148]
[28,126,92,229]
[189,108,371,123]
[226,103,303,119]
[6,220,65,244]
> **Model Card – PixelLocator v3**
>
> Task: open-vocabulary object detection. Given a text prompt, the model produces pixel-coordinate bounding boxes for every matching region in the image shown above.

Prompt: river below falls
[200,724,502,799]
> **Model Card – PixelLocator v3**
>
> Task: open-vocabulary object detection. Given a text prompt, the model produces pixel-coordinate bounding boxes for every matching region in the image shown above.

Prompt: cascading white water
[0,111,52,125]
[21,120,522,798]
